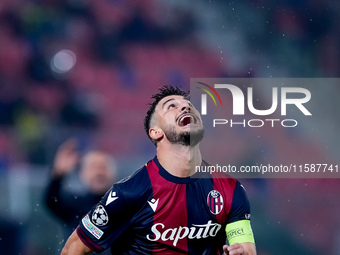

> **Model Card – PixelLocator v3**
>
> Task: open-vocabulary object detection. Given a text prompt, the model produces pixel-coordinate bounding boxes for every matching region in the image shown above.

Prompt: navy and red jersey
[77,156,251,254]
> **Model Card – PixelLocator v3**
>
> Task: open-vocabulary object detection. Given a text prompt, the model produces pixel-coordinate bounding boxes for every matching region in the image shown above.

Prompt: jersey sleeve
[77,165,151,252]
[226,181,251,224]
[76,184,132,252]
[225,181,255,245]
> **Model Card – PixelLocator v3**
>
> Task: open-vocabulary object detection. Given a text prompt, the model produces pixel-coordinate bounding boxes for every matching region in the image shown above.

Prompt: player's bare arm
[61,230,92,255]
[223,242,257,255]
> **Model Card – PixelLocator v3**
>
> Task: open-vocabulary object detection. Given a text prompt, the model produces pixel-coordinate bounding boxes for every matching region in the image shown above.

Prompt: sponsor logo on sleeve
[106,190,118,206]
[82,215,104,239]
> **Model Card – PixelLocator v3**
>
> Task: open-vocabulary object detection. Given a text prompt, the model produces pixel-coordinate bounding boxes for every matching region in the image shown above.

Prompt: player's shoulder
[208,171,240,200]
[112,161,153,202]
[201,160,237,184]
[117,163,149,185]
[211,171,237,185]
[96,162,153,219]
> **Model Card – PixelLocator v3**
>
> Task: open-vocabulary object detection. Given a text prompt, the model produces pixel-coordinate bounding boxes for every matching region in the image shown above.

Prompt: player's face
[155,95,204,146]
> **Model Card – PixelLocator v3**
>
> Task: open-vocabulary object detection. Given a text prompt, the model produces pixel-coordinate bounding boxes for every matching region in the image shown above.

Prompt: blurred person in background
[44,139,117,237]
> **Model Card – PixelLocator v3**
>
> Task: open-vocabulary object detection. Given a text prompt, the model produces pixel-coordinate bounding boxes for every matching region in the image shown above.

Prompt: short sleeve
[77,185,133,252]
[226,181,251,224]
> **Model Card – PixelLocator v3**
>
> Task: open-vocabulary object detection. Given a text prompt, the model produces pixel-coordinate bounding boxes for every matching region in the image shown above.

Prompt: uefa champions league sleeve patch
[82,214,104,239]
[92,205,109,226]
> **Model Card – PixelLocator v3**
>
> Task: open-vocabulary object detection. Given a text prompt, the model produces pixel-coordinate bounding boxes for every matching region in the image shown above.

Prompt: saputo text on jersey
[146,220,222,247]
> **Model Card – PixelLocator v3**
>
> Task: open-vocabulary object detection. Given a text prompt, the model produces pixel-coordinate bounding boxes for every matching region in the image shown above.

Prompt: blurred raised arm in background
[44,139,117,236]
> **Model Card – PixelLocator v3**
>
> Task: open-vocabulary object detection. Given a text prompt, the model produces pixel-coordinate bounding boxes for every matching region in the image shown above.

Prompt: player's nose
[179,99,191,112]
[180,102,191,112]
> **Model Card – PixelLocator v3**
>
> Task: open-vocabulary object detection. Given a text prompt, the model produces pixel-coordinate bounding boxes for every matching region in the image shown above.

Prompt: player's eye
[168,104,176,109]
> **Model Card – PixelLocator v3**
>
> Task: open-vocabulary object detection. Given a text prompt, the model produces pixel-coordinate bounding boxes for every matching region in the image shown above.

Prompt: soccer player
[61,86,256,255]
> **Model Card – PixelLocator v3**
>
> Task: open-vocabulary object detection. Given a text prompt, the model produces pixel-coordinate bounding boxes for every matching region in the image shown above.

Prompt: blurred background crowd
[0,0,340,254]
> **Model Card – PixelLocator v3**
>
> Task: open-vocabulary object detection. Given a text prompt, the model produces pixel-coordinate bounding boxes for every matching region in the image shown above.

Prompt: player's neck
[156,143,201,178]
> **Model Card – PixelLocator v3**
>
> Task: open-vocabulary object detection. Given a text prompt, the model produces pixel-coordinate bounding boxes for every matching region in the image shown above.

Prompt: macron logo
[148,198,159,212]
[106,191,118,206]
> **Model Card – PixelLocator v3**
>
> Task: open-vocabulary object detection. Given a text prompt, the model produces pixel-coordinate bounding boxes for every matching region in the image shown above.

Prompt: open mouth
[177,114,195,127]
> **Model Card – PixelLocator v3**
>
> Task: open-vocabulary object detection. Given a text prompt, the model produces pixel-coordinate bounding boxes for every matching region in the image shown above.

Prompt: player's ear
[149,126,163,141]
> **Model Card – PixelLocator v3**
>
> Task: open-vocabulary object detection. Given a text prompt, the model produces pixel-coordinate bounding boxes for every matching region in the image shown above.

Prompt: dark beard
[165,126,204,147]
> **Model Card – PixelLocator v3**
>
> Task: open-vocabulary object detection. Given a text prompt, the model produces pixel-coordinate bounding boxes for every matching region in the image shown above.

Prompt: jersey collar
[153,156,205,184]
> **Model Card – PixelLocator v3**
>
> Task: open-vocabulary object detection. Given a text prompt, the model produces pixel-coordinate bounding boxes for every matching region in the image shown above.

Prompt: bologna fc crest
[207,190,224,215]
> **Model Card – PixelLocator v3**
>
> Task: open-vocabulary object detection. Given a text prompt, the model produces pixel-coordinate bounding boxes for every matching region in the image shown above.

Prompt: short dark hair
[144,85,189,145]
